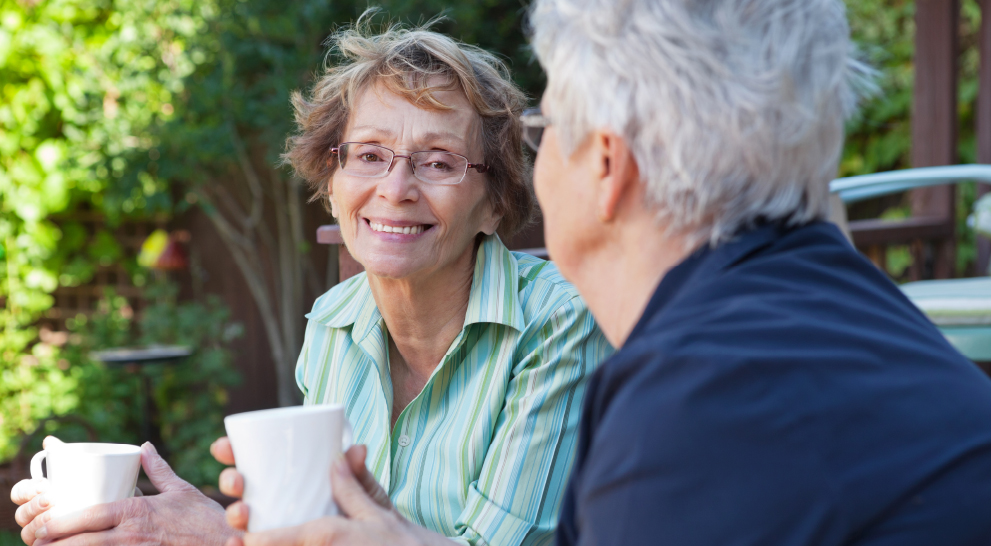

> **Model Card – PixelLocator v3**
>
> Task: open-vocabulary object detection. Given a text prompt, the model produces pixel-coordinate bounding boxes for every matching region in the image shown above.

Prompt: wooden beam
[977,0,991,274]
[316,224,344,245]
[849,217,955,246]
[913,0,959,279]
[979,185,991,275]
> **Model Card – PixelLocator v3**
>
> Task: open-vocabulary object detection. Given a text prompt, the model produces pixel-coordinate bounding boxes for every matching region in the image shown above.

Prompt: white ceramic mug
[224,405,353,532]
[30,443,142,519]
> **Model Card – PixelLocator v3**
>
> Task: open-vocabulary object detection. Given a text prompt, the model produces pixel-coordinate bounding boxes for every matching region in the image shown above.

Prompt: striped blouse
[295,234,612,546]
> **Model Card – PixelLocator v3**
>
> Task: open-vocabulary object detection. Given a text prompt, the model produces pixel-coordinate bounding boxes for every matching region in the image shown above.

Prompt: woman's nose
[376,157,419,204]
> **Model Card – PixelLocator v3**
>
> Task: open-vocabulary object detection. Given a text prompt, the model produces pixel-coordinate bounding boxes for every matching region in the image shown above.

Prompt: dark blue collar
[625,222,790,344]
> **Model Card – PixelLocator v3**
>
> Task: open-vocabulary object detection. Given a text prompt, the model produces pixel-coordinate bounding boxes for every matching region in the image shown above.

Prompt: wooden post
[912,0,959,279]
[977,0,991,275]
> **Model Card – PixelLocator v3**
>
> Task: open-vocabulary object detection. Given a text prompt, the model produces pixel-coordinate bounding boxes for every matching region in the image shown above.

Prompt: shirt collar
[305,233,526,341]
[625,221,790,343]
[305,271,382,342]
[464,234,526,332]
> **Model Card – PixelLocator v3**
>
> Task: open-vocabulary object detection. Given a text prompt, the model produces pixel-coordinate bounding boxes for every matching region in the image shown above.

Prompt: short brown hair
[283,17,533,239]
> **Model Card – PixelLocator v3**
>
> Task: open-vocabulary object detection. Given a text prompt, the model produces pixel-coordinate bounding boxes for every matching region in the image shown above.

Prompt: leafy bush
[0,0,217,464]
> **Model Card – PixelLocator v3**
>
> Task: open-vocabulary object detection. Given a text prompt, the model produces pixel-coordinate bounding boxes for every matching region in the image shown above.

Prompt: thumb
[331,457,385,520]
[42,436,65,450]
[141,443,196,494]
[345,445,391,510]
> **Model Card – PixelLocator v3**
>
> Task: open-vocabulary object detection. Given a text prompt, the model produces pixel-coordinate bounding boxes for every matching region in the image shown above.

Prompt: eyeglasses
[521,107,552,153]
[329,142,489,186]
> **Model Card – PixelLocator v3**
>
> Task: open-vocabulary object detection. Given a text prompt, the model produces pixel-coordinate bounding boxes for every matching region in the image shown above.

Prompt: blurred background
[0,0,988,539]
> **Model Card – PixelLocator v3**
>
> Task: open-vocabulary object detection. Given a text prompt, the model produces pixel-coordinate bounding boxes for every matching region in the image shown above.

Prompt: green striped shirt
[296,234,612,546]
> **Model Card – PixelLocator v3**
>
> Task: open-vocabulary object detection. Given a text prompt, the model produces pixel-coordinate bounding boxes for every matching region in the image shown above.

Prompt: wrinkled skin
[10,438,236,546]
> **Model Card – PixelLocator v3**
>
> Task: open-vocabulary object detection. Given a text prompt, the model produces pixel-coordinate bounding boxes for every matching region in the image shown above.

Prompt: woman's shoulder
[510,252,586,320]
[507,253,611,362]
[512,253,579,297]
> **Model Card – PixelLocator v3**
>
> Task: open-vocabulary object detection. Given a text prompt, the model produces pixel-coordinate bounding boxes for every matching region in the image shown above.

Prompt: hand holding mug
[30,439,142,518]
[222,443,441,546]
[11,441,237,546]
[218,405,354,533]
[11,436,63,544]
[210,440,393,532]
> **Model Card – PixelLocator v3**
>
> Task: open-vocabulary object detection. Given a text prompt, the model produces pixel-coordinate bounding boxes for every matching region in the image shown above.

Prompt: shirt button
[398,434,411,447]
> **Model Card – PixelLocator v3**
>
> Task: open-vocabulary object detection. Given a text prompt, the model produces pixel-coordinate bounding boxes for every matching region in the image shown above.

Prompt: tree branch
[197,191,299,406]
[267,170,302,384]
[195,188,255,252]
[227,119,264,232]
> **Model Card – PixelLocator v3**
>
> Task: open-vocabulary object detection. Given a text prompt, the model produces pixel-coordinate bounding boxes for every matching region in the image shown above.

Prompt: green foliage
[0,0,198,321]
[0,0,214,461]
[842,0,917,177]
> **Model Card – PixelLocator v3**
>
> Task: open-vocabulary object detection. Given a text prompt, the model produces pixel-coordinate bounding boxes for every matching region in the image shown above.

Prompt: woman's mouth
[367,220,431,235]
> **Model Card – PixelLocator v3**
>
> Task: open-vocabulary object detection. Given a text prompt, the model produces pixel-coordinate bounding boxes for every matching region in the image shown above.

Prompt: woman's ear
[480,219,503,236]
[596,132,640,224]
[327,179,339,218]
[479,206,503,236]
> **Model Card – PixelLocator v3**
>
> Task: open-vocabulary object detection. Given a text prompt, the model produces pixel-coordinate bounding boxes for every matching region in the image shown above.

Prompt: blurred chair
[829,165,991,368]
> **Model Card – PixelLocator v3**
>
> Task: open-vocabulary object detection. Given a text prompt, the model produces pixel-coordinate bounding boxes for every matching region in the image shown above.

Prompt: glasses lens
[339,143,393,177]
[521,108,548,153]
[523,126,543,153]
[410,151,468,185]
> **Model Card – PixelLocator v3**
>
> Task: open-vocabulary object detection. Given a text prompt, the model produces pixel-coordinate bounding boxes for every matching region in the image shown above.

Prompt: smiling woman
[323,80,502,283]
[266,16,610,546]
[266,18,611,546]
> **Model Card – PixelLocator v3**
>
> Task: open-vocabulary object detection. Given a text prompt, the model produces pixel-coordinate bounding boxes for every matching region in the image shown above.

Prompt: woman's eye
[360,153,382,162]
[425,161,451,171]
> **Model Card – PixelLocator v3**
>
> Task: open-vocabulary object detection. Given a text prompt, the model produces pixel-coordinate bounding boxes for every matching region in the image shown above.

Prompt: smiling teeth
[370,222,424,235]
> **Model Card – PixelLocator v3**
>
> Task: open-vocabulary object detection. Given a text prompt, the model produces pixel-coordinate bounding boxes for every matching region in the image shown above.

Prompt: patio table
[90,345,193,453]
[899,277,991,370]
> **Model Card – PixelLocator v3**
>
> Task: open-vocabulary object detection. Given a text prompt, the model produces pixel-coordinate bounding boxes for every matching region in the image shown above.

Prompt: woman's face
[329,81,502,281]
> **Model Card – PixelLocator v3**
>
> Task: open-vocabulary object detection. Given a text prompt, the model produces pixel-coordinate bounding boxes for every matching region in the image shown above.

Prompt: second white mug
[30,442,142,519]
[224,404,352,532]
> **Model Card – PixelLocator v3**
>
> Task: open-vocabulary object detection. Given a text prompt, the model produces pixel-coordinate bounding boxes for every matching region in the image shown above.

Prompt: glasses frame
[329,142,489,186]
[521,107,552,153]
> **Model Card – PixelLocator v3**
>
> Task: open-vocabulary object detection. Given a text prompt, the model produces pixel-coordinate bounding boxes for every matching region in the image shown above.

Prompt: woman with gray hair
[11,18,611,546]
[526,0,991,545]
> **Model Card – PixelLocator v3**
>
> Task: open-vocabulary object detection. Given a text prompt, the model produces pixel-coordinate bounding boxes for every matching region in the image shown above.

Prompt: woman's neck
[366,240,478,378]
[369,241,478,427]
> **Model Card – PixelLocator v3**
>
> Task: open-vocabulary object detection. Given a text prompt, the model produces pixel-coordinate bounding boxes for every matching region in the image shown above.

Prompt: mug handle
[30,450,48,480]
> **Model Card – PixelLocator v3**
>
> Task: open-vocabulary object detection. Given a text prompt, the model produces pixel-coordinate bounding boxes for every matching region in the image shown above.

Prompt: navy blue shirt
[557,222,991,546]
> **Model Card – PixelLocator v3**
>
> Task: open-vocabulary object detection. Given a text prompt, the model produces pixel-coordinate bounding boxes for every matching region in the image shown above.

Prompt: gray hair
[529,0,875,248]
